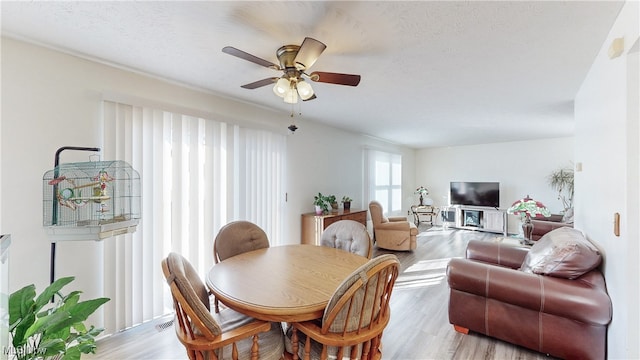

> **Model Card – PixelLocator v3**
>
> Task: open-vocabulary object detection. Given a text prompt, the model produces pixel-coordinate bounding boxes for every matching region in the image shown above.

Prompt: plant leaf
[62,291,82,306]
[61,346,82,360]
[68,298,110,323]
[47,298,110,333]
[11,313,35,348]
[86,325,105,337]
[24,310,71,339]
[38,337,67,357]
[34,276,75,310]
[9,284,35,326]
[43,326,71,345]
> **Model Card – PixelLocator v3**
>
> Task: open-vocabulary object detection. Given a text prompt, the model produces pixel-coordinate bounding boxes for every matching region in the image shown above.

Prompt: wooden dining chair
[213,221,270,262]
[286,254,400,360]
[213,220,270,312]
[320,220,374,259]
[162,252,285,360]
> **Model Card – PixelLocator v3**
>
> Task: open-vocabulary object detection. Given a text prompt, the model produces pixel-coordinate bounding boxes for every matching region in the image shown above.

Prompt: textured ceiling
[1,1,624,148]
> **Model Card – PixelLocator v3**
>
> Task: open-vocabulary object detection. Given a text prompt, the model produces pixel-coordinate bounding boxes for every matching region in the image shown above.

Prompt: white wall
[575,1,639,358]
[0,37,413,305]
[415,137,574,233]
[285,121,415,245]
[0,37,270,299]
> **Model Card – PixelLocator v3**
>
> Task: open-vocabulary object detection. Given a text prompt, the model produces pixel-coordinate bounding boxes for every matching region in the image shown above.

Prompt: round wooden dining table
[206,244,369,322]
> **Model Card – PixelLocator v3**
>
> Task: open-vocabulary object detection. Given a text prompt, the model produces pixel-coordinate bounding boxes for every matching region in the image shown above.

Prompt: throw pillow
[519,227,601,279]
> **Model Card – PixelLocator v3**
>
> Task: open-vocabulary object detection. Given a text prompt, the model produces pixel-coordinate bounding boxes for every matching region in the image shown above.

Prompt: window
[365,149,402,215]
[102,100,286,334]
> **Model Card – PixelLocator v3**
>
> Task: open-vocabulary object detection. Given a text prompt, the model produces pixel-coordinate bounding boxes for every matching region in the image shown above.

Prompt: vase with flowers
[414,186,429,206]
[507,195,551,244]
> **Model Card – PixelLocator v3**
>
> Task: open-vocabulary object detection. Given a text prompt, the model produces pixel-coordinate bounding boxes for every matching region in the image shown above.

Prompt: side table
[411,205,439,226]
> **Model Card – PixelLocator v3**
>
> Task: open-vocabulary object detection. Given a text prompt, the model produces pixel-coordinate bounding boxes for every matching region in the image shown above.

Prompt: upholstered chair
[368,201,417,251]
[213,221,270,312]
[161,252,285,360]
[213,220,270,263]
[285,254,400,360]
[320,220,373,259]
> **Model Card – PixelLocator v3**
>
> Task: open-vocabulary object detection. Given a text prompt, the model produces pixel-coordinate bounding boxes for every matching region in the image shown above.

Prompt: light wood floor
[86,226,555,360]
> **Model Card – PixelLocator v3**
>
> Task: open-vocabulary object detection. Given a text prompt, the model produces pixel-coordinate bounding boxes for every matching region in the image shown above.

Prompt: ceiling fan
[222,37,361,104]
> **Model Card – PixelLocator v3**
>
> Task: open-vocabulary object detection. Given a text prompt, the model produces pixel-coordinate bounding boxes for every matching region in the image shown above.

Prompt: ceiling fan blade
[302,94,317,102]
[222,46,280,70]
[241,77,279,89]
[294,37,326,71]
[309,72,361,86]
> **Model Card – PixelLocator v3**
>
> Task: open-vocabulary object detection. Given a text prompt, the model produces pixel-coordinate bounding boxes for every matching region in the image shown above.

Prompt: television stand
[441,206,507,235]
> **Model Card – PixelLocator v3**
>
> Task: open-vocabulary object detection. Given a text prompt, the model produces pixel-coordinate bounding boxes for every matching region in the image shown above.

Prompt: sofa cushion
[519,227,601,279]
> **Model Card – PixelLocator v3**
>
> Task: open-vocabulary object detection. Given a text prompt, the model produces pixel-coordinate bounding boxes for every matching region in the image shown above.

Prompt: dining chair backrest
[213,221,270,263]
[162,252,224,340]
[162,252,285,360]
[320,220,373,259]
[324,253,399,333]
[290,254,400,360]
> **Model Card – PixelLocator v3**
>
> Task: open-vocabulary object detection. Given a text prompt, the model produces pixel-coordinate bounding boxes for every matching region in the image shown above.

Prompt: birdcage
[43,160,141,241]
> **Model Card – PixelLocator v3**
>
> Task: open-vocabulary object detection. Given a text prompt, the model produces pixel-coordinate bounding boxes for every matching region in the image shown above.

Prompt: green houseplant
[8,276,110,360]
[325,195,338,210]
[313,193,330,215]
[548,166,574,212]
[341,196,353,210]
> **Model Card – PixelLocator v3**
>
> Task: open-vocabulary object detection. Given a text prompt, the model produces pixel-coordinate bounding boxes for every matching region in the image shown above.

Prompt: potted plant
[548,166,574,221]
[8,276,110,360]
[341,196,353,210]
[325,195,338,210]
[313,193,329,215]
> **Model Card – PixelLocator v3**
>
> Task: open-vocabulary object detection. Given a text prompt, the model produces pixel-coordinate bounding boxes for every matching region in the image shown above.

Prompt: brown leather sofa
[531,214,573,240]
[368,200,417,251]
[447,228,612,360]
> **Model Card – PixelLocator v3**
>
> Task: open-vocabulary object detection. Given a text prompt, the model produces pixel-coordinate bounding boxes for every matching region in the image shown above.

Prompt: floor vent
[155,319,174,332]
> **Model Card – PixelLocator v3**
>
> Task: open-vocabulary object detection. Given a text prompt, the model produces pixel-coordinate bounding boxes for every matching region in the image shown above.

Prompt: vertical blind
[102,100,286,334]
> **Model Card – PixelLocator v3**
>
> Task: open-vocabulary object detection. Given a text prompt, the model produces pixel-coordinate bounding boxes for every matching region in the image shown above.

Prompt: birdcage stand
[49,146,100,285]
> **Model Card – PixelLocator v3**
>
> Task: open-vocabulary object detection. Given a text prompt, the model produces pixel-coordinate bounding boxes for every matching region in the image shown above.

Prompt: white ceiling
[1,1,624,149]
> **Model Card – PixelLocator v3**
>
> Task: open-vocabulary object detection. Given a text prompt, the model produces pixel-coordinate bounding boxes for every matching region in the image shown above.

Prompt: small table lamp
[507,195,551,245]
[414,186,429,206]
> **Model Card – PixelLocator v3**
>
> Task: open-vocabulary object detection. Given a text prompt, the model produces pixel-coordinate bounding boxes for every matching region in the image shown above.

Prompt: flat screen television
[450,182,500,208]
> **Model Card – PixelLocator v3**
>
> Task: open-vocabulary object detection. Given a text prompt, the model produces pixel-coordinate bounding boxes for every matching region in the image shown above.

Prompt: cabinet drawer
[323,216,340,228]
[342,211,367,224]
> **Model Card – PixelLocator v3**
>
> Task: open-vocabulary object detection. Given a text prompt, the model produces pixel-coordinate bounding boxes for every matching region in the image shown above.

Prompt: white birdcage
[43,160,141,241]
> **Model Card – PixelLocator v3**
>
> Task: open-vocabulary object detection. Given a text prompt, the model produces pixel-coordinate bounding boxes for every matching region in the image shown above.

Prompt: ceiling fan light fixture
[223,37,360,104]
[296,80,314,100]
[283,88,298,104]
[273,78,290,97]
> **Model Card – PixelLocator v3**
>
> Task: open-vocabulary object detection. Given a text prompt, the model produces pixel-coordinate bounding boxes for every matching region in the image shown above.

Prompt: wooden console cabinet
[301,209,367,245]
